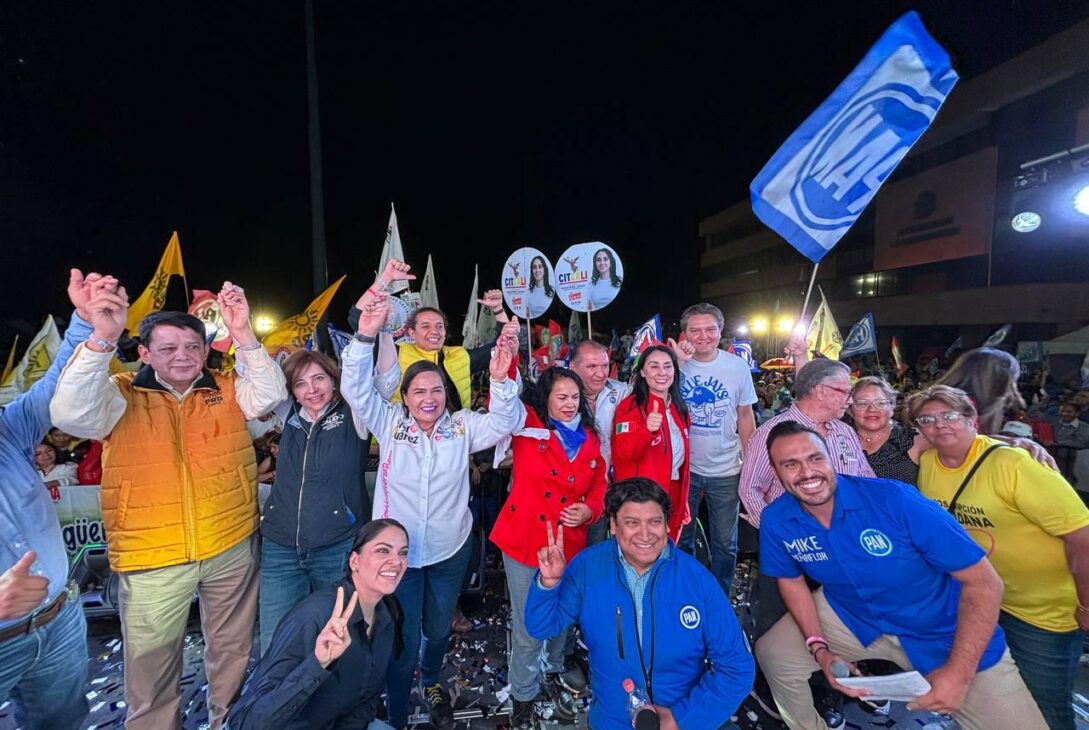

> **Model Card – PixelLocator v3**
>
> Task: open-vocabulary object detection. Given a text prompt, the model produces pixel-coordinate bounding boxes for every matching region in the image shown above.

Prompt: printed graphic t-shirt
[918,435,1089,632]
[681,350,758,477]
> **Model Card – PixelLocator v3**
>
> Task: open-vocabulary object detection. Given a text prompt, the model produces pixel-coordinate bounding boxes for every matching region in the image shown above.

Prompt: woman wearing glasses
[848,377,929,485]
[910,385,1089,730]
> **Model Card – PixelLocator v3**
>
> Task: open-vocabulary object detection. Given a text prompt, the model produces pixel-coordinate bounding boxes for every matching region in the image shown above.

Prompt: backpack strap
[946,444,1005,516]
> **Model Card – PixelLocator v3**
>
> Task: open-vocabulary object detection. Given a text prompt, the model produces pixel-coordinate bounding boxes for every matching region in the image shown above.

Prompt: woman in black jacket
[259,350,385,654]
[228,519,407,730]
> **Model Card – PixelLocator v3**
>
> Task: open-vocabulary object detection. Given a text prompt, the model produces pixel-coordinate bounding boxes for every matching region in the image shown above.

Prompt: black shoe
[422,682,454,730]
[543,672,579,723]
[511,698,537,729]
[557,658,587,695]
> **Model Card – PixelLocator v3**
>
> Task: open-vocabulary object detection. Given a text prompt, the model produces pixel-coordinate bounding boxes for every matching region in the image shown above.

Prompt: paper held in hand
[837,671,932,702]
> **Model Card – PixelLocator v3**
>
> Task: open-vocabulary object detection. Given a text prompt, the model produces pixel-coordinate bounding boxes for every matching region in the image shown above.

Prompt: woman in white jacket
[341,294,523,730]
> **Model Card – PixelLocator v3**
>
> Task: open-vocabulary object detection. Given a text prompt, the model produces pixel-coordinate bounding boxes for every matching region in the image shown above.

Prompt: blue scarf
[550,414,586,461]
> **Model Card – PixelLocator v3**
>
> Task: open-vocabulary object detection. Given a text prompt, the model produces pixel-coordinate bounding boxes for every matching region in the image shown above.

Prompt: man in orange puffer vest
[51,282,286,730]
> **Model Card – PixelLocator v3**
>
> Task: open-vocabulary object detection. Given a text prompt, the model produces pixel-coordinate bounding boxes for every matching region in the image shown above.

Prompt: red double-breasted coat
[490,409,607,567]
[611,392,691,540]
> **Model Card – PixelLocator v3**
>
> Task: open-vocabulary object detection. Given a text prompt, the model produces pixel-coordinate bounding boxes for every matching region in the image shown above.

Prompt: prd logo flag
[750,12,958,262]
[840,313,877,358]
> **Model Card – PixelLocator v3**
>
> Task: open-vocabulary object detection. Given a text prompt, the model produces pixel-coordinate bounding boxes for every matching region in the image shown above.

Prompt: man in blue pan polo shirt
[753,420,1044,730]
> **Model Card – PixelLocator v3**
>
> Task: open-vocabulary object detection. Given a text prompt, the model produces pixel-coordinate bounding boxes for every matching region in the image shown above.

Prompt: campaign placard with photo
[555,242,624,312]
[502,247,556,319]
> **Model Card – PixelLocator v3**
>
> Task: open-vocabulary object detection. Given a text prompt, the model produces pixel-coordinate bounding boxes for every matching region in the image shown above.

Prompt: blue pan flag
[840,313,877,358]
[750,12,958,262]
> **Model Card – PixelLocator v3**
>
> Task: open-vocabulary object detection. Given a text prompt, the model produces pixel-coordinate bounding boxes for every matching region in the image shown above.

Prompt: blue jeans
[259,535,355,655]
[999,611,1083,729]
[0,598,89,729]
[678,472,740,596]
[386,536,473,727]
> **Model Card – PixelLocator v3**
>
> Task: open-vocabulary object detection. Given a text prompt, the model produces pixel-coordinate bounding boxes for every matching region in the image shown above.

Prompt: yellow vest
[100,368,257,572]
[394,343,473,410]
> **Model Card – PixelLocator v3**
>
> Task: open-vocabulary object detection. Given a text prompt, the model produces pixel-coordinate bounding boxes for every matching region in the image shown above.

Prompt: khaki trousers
[118,536,258,730]
[754,588,1046,730]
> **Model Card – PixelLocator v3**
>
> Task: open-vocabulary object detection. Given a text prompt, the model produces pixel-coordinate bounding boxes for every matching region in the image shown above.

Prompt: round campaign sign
[386,295,413,343]
[555,242,624,313]
[502,247,556,319]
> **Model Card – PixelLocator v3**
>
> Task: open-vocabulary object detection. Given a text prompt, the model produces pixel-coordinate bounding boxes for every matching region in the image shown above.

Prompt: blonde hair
[850,376,897,403]
[906,384,978,422]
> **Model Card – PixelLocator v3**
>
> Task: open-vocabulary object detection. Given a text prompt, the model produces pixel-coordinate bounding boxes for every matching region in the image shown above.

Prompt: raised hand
[380,259,415,287]
[536,522,566,588]
[477,289,504,315]
[68,269,115,322]
[86,286,130,344]
[646,400,663,433]
[667,337,694,367]
[217,282,255,345]
[489,337,514,381]
[0,551,49,621]
[314,586,359,669]
[357,296,391,337]
[499,317,520,347]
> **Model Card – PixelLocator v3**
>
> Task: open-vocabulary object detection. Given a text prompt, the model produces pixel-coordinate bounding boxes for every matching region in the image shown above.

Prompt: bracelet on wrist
[88,336,118,352]
[804,635,828,649]
[354,333,376,344]
[1077,601,1089,614]
[812,645,831,659]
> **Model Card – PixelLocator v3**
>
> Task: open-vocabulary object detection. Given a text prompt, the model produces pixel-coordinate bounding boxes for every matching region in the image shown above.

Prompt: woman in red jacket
[612,344,691,540]
[490,367,606,728]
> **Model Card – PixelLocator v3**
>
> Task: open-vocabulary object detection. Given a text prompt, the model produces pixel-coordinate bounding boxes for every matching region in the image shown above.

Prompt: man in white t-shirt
[675,303,757,596]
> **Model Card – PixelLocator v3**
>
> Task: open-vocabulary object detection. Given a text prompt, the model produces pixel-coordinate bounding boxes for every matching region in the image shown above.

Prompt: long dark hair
[345,518,407,656]
[632,345,688,422]
[401,360,461,414]
[528,255,554,297]
[522,367,597,434]
[590,247,623,288]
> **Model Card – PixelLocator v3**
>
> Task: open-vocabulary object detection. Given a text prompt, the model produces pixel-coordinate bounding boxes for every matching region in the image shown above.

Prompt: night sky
[4,1,1089,345]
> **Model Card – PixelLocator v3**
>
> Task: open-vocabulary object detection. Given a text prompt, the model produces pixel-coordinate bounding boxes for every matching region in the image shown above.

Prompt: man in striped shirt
[740,358,874,529]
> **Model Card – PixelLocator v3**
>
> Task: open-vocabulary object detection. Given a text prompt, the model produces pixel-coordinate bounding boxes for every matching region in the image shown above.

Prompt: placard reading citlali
[502,247,556,319]
[555,242,624,312]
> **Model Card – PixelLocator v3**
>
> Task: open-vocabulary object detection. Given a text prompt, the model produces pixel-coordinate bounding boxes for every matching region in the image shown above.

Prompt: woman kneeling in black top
[228,519,407,730]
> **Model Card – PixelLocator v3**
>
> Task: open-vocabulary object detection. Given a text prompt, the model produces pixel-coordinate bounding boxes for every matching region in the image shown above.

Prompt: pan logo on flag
[750,12,958,263]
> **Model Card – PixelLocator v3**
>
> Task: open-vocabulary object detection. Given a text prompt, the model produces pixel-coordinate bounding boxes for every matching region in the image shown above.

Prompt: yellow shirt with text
[918,435,1089,632]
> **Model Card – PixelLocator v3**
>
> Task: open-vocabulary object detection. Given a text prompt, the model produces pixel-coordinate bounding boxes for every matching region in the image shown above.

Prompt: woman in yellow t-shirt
[909,384,1089,730]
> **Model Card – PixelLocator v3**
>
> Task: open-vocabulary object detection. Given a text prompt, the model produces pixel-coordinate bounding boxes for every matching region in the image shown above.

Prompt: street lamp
[750,317,769,334]
[776,317,794,334]
[736,324,749,336]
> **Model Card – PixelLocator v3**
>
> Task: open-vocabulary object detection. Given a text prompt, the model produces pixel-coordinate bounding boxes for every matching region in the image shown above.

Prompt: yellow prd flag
[262,275,347,360]
[1,335,19,385]
[126,231,188,335]
[0,317,61,406]
[805,288,843,360]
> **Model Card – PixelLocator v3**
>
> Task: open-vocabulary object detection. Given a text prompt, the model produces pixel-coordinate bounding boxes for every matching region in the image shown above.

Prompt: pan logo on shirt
[680,374,732,430]
[679,605,701,630]
[859,529,893,557]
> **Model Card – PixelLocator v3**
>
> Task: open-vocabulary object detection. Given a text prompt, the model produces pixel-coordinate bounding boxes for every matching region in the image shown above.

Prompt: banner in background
[51,485,106,558]
[840,313,877,358]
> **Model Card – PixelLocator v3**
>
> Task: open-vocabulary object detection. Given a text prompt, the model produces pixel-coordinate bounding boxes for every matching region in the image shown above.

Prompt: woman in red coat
[490,367,606,727]
[612,345,691,540]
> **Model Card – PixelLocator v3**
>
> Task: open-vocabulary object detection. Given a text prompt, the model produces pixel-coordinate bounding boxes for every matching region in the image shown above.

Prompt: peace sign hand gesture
[537,522,566,589]
[314,586,359,669]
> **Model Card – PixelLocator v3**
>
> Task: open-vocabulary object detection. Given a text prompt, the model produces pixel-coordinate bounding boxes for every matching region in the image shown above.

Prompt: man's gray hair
[794,358,850,399]
[570,339,608,364]
[680,303,724,332]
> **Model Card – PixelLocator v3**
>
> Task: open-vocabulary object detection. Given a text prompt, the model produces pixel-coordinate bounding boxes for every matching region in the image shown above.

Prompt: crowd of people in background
[1,261,1088,730]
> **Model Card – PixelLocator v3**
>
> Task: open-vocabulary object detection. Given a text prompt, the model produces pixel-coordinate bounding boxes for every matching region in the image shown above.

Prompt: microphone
[634,708,660,730]
[829,659,851,679]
